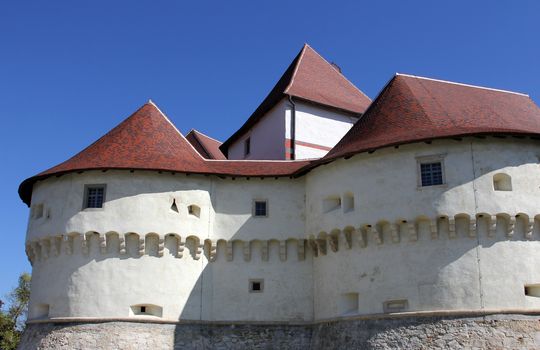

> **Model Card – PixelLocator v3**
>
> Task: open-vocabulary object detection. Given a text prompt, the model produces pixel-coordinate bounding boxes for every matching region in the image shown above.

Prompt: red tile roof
[323,74,540,162]
[18,102,309,205]
[19,74,540,206]
[220,44,371,155]
[186,129,226,160]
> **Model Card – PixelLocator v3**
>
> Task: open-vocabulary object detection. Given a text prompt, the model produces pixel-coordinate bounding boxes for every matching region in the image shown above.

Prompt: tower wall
[305,138,540,319]
[26,172,312,322]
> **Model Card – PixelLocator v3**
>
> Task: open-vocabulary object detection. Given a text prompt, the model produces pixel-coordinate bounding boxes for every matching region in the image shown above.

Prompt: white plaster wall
[26,170,310,322]
[294,144,327,159]
[28,171,305,242]
[305,139,540,235]
[24,137,540,323]
[227,99,287,160]
[305,138,540,319]
[287,101,358,160]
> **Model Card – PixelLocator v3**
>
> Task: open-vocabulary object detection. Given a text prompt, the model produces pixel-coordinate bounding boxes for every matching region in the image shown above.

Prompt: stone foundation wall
[19,314,540,350]
[312,315,540,349]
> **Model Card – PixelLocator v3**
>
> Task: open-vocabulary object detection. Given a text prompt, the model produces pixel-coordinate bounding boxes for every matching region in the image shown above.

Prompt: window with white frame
[83,184,106,209]
[417,155,445,187]
[253,200,267,217]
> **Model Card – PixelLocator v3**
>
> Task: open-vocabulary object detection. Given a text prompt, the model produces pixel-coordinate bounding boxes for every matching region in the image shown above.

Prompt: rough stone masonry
[19,314,540,350]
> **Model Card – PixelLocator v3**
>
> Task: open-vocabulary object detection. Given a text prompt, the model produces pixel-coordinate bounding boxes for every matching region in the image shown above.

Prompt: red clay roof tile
[19,74,540,206]
[18,102,309,205]
[186,129,227,160]
[323,74,540,161]
[220,44,371,154]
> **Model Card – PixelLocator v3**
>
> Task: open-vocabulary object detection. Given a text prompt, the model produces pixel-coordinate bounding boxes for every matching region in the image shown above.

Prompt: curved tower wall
[305,138,540,319]
[26,171,312,322]
[25,137,540,324]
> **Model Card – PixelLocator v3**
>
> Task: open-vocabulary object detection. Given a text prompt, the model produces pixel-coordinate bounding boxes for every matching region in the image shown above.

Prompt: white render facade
[226,98,359,160]
[25,136,540,323]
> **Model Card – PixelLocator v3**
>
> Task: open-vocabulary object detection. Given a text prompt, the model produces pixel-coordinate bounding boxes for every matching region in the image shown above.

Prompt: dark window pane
[254,201,267,216]
[420,162,443,187]
[86,187,105,208]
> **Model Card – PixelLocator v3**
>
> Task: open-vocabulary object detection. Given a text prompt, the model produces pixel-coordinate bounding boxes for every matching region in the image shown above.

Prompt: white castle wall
[24,137,540,324]
[227,98,358,161]
[26,171,312,322]
[287,100,358,160]
[227,100,287,160]
[305,138,540,319]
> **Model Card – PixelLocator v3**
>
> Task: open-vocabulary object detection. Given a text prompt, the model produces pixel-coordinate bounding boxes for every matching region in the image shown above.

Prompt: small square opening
[249,279,264,293]
[140,306,146,313]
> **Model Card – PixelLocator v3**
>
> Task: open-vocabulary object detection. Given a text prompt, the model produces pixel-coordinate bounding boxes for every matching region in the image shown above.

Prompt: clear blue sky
[0,1,539,299]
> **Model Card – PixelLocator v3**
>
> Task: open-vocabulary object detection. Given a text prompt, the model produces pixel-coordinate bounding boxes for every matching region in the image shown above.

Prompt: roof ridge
[190,129,223,144]
[284,44,308,94]
[147,100,206,161]
[305,45,371,101]
[396,73,529,97]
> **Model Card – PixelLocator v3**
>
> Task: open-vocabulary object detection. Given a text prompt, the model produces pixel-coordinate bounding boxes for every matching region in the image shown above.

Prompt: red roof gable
[18,102,309,205]
[324,74,540,161]
[284,44,371,114]
[220,44,371,154]
[186,129,226,160]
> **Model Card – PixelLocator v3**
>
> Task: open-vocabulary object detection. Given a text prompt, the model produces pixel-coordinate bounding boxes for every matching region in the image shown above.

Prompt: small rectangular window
[84,185,106,209]
[253,200,267,217]
[249,279,264,293]
[244,137,251,156]
[420,162,443,187]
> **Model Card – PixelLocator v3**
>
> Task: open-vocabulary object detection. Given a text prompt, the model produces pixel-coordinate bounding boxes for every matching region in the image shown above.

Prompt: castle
[18,45,540,349]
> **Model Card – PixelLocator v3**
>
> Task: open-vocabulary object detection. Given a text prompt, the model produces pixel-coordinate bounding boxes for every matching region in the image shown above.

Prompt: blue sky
[0,1,539,300]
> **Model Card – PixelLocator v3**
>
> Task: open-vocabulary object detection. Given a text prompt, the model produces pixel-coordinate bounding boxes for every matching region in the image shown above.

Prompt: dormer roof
[186,129,226,160]
[322,74,540,162]
[220,44,371,154]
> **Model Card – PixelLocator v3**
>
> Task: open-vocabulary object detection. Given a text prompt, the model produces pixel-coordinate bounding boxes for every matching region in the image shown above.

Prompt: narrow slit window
[420,162,443,187]
[253,200,267,217]
[84,185,106,209]
[244,137,251,157]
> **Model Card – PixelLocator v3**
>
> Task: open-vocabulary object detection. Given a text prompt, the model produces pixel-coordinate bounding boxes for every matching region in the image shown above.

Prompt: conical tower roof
[19,101,309,205]
[35,101,206,175]
[324,74,540,161]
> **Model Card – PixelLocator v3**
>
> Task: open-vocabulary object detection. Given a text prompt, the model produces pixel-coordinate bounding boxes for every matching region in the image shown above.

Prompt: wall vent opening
[493,173,512,191]
[383,299,408,313]
[524,284,540,297]
[130,304,163,317]
[170,199,179,213]
[339,293,359,315]
[249,279,264,293]
[323,196,341,213]
[343,193,354,213]
[188,205,201,218]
